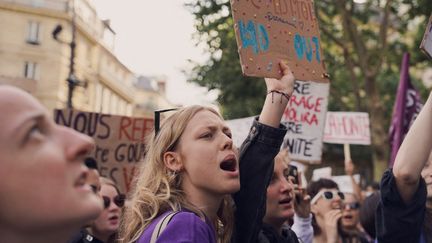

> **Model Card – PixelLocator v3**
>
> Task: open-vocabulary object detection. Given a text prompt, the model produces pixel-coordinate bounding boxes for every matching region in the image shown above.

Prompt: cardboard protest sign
[420,14,432,59]
[323,112,371,145]
[282,80,329,163]
[230,0,328,81]
[54,109,153,194]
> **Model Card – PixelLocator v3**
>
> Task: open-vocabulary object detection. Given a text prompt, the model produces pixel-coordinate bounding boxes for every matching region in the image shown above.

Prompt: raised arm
[259,61,295,127]
[393,92,432,203]
[233,61,294,243]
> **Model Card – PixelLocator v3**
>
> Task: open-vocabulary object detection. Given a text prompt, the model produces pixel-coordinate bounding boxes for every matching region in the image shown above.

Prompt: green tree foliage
[186,0,265,119]
[187,0,432,178]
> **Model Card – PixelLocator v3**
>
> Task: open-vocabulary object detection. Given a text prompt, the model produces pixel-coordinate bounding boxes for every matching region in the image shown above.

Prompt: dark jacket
[68,229,104,243]
[257,223,300,243]
[376,169,427,243]
[232,118,287,243]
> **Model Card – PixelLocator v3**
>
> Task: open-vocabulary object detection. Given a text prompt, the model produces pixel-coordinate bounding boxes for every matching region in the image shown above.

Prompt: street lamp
[52,0,84,108]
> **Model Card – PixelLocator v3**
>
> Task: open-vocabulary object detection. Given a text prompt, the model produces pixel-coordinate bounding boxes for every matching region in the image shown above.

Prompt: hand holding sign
[230,0,328,81]
[264,61,295,94]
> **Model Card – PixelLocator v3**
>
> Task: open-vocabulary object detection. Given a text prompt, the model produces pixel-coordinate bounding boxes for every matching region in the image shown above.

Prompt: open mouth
[220,155,237,172]
[109,215,119,221]
[279,197,292,205]
[343,215,353,220]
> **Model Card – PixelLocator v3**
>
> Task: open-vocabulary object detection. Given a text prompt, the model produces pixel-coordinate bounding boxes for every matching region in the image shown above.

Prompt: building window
[27,21,40,45]
[24,62,38,80]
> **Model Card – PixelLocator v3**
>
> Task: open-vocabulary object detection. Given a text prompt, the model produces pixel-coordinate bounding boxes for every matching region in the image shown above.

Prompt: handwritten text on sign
[54,109,153,194]
[225,81,328,163]
[230,0,328,81]
[323,112,371,145]
[281,81,329,162]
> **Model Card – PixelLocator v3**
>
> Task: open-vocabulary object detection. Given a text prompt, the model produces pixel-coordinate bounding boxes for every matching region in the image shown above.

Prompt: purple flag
[388,53,423,167]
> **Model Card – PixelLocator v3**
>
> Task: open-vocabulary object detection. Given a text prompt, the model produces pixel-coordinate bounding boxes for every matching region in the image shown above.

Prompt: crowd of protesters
[1,60,431,243]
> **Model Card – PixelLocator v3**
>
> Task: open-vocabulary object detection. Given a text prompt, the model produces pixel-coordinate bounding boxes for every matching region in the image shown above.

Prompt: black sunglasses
[102,194,126,209]
[154,108,178,136]
[344,202,361,210]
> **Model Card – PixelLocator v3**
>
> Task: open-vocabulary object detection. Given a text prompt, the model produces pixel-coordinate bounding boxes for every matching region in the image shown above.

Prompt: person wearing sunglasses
[120,61,294,243]
[340,193,371,243]
[0,86,103,243]
[307,178,345,243]
[84,177,125,243]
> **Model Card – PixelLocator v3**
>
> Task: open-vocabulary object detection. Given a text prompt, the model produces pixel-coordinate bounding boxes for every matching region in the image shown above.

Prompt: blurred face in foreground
[0,86,102,236]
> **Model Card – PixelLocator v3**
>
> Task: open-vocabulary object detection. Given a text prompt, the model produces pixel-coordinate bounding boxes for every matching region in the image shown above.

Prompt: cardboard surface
[230,0,328,81]
[54,109,153,194]
[323,112,371,145]
[420,14,432,59]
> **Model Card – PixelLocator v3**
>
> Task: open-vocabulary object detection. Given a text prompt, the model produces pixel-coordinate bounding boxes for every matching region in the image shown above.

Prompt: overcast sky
[92,0,217,106]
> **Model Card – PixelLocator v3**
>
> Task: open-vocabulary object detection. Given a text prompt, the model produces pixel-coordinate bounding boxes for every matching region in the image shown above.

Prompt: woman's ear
[163,151,183,172]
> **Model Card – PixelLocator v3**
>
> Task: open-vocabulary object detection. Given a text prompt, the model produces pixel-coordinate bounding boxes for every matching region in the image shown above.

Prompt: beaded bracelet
[267,90,291,103]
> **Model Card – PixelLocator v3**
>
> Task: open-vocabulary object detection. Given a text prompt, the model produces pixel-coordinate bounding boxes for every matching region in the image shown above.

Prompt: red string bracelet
[267,90,291,103]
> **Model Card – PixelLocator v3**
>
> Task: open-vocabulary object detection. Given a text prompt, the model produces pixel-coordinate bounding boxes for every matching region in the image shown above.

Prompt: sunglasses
[154,108,178,136]
[102,194,126,209]
[311,190,345,205]
[343,202,361,210]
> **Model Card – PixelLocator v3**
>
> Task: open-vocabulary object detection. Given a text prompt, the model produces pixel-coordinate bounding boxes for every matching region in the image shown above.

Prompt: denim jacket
[232,117,287,243]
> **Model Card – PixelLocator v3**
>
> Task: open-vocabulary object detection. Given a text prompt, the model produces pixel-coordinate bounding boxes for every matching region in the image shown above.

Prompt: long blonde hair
[119,105,233,243]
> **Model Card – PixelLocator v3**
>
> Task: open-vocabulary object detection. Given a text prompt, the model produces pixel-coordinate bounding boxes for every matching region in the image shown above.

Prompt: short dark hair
[307,178,339,199]
[307,178,340,236]
[84,157,98,170]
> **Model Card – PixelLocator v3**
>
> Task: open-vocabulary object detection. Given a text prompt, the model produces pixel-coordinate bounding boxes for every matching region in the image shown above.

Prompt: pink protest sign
[323,112,371,145]
[230,0,329,81]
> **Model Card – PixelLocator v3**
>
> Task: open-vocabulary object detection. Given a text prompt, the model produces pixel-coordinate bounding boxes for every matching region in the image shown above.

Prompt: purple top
[137,211,216,243]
